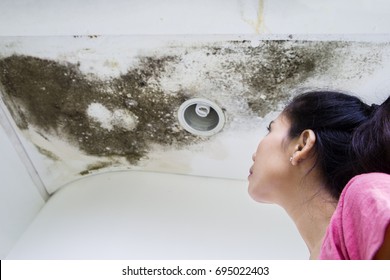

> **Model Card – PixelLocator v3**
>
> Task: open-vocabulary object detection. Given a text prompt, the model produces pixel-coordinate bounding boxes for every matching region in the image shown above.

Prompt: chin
[252,196,274,204]
[247,184,273,204]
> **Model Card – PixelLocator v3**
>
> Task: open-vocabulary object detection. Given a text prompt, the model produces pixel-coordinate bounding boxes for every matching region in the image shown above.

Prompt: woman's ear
[290,129,316,165]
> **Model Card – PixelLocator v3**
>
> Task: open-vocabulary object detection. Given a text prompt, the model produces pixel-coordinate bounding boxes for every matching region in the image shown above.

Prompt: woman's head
[351,97,390,176]
[249,91,390,202]
[251,90,390,201]
[282,91,371,198]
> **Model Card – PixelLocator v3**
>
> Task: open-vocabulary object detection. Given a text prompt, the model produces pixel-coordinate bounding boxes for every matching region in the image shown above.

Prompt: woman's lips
[248,166,253,178]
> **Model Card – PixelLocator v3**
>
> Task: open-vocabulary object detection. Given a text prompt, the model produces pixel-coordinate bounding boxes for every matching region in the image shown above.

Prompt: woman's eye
[267,121,274,133]
[266,121,274,133]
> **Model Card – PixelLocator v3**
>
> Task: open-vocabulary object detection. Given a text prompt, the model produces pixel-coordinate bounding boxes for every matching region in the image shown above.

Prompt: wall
[0,121,45,259]
[1,0,389,36]
[6,171,308,259]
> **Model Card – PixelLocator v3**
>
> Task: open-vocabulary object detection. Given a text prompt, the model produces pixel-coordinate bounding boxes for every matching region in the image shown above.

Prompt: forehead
[274,113,291,128]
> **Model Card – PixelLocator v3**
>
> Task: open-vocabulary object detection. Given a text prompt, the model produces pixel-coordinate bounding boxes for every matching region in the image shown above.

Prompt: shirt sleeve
[340,173,390,259]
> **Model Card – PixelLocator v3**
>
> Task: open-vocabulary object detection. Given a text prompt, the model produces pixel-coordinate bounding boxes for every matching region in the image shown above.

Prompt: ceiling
[1,35,390,193]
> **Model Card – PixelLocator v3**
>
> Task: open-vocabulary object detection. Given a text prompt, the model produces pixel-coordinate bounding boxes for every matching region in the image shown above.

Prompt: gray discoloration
[204,40,348,115]
[0,40,386,171]
[240,40,339,114]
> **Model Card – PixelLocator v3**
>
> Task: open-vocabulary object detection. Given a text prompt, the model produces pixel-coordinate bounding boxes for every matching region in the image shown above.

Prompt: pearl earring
[289,156,293,162]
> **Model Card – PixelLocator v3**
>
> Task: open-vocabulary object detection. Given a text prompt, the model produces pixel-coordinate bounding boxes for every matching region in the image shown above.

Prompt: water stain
[239,0,267,33]
[255,0,266,33]
[0,40,384,171]
[34,145,60,161]
[79,161,112,175]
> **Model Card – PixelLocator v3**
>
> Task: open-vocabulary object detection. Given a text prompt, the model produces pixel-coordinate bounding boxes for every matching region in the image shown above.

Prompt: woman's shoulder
[323,172,390,259]
[342,172,390,199]
[338,173,390,215]
[347,172,390,185]
[320,172,390,259]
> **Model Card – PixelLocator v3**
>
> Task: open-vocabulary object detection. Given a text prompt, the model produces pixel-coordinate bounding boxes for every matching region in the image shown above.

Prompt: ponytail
[351,96,390,174]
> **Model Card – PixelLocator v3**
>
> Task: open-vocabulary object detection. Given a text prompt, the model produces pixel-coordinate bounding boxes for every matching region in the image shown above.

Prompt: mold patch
[0,39,387,177]
[214,40,349,115]
[0,55,199,165]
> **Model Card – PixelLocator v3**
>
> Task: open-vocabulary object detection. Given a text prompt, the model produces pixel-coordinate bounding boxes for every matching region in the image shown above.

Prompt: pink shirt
[319,172,390,260]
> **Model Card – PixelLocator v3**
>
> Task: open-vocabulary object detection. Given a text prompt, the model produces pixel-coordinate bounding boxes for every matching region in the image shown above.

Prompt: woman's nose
[252,153,256,161]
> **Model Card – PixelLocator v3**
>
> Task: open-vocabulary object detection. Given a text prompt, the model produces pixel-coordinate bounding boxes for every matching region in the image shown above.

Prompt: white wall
[0,124,45,259]
[6,171,308,259]
[0,0,389,36]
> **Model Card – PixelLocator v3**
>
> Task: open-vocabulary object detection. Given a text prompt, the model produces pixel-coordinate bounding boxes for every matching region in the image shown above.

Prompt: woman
[248,90,390,259]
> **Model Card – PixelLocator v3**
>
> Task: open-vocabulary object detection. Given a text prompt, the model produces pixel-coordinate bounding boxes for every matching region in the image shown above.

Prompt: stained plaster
[0,35,389,193]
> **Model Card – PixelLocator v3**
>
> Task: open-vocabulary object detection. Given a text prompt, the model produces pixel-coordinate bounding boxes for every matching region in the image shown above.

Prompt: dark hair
[283,90,390,199]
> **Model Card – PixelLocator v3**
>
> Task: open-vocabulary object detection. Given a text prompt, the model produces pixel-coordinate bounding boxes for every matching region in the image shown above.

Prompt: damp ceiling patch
[0,35,390,193]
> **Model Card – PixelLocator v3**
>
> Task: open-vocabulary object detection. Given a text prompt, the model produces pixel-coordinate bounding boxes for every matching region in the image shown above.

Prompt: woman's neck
[281,182,337,259]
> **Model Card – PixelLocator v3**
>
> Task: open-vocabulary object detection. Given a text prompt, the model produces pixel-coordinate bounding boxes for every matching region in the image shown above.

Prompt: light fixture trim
[177,98,225,136]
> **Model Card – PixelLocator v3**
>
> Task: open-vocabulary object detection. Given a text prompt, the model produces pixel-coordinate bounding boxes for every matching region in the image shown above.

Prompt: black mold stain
[224,40,350,115]
[0,54,199,165]
[0,40,384,168]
